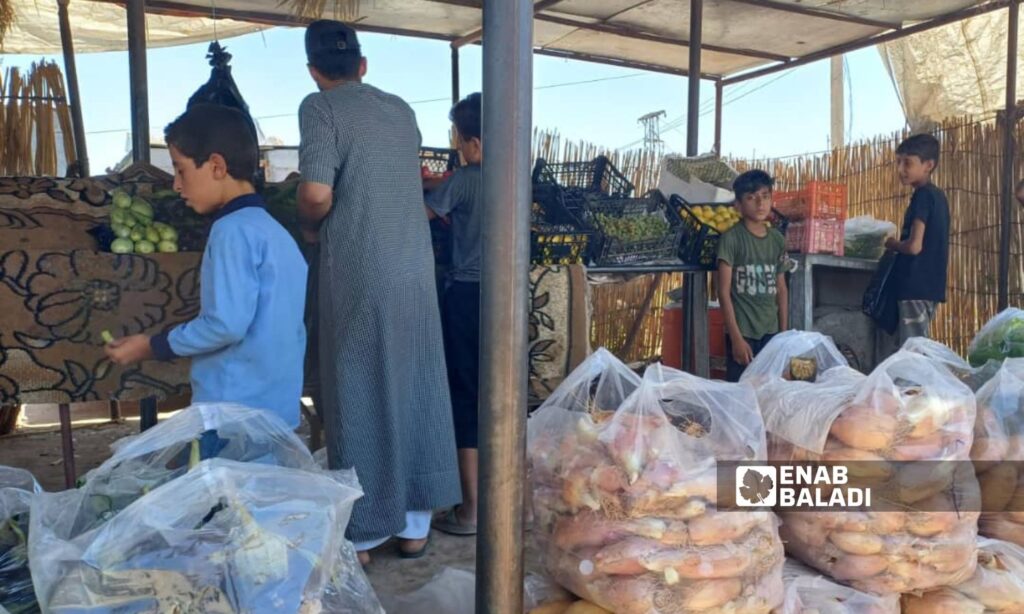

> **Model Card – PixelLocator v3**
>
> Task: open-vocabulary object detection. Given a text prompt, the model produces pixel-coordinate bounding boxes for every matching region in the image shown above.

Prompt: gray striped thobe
[298,82,461,542]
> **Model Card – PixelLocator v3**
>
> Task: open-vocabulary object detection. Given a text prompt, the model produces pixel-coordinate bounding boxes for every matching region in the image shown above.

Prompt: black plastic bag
[863,251,898,334]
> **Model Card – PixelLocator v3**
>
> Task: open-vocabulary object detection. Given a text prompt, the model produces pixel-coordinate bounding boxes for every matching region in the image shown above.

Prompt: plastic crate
[532,155,634,197]
[585,191,681,265]
[786,218,845,256]
[531,227,591,265]
[773,181,848,221]
[420,147,461,176]
[532,183,591,230]
[670,195,789,270]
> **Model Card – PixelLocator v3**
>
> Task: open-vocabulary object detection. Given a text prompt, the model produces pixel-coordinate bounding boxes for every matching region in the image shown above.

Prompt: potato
[831,554,888,580]
[829,531,884,556]
[821,446,893,479]
[529,601,576,614]
[563,601,612,614]
[972,435,1009,470]
[889,431,945,461]
[980,463,1019,512]
[830,404,898,451]
[678,579,743,610]
[687,511,761,547]
[902,590,985,614]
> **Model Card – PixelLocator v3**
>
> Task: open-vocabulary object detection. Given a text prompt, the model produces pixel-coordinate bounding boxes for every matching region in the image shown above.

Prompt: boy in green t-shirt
[716,169,788,381]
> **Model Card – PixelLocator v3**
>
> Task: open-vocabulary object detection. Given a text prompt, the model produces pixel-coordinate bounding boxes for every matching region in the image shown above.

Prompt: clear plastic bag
[902,337,1000,391]
[529,351,783,614]
[968,308,1024,367]
[741,330,849,386]
[902,538,1024,614]
[1,467,40,614]
[973,359,1024,545]
[31,458,367,613]
[844,216,897,261]
[781,559,899,614]
[760,350,980,594]
[61,403,317,539]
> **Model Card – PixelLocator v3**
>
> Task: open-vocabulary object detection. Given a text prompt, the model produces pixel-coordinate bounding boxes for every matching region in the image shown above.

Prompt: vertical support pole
[57,0,89,177]
[713,79,723,156]
[477,0,532,611]
[999,0,1019,310]
[451,46,461,106]
[58,403,76,489]
[139,396,158,432]
[683,0,710,377]
[109,400,123,422]
[830,55,845,149]
[127,0,150,164]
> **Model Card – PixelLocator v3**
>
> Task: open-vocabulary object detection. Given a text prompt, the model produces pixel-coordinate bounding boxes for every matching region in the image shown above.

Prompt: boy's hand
[105,334,154,365]
[885,237,899,251]
[732,338,754,366]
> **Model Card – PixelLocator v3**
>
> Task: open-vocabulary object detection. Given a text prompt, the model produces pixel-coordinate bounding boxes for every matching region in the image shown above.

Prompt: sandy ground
[0,418,543,608]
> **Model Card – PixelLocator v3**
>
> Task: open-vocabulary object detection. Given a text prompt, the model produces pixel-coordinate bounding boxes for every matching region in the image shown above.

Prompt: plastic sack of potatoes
[30,458,371,614]
[781,559,899,614]
[902,537,1024,614]
[51,403,318,542]
[759,350,980,595]
[903,337,1000,391]
[529,354,784,614]
[973,359,1024,546]
[740,330,848,386]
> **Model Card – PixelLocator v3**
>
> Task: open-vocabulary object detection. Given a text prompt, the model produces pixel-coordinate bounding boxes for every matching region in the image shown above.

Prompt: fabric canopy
[3,0,996,80]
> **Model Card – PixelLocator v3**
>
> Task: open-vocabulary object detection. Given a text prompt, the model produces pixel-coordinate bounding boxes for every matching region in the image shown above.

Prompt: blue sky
[2,27,907,171]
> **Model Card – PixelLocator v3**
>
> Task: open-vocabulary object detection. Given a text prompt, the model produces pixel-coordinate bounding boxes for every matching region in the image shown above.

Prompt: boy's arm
[885,219,926,255]
[297,95,341,242]
[425,172,460,221]
[717,261,753,365]
[777,272,789,332]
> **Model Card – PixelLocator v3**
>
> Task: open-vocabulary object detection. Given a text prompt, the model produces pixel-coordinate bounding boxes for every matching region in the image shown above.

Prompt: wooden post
[56,0,90,177]
[58,403,76,489]
[139,396,158,432]
[999,0,1019,310]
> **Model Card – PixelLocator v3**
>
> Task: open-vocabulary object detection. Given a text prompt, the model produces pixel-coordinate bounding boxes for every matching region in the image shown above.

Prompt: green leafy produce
[111,238,134,254]
[595,213,670,243]
[969,308,1024,366]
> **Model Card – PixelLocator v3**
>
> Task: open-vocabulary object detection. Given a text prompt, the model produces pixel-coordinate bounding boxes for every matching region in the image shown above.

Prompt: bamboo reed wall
[536,113,1024,360]
[1,61,75,177]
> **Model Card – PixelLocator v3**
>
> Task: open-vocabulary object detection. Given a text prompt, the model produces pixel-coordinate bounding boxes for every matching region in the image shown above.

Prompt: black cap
[305,20,361,61]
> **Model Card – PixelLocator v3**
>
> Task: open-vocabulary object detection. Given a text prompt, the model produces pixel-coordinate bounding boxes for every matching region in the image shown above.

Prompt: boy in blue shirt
[105,104,308,428]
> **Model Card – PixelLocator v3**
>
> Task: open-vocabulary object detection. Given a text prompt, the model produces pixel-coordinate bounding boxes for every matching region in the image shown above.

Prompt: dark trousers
[725,333,776,382]
[442,281,480,449]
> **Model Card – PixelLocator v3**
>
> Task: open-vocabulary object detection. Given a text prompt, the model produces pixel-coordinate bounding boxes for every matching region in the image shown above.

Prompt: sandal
[432,508,478,537]
[398,534,431,560]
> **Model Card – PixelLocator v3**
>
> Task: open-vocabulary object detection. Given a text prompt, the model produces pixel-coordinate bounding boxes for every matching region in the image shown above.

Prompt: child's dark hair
[896,133,940,166]
[164,104,258,181]
[450,93,482,141]
[308,50,362,81]
[733,169,775,201]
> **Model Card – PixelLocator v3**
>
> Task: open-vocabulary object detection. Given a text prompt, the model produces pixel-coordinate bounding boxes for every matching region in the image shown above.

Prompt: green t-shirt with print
[717,224,786,340]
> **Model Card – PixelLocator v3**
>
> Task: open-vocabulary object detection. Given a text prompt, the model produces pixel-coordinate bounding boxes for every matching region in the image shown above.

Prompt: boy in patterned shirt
[716,169,789,381]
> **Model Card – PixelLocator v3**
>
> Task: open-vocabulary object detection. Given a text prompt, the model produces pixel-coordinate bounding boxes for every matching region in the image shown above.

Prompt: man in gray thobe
[297,20,460,562]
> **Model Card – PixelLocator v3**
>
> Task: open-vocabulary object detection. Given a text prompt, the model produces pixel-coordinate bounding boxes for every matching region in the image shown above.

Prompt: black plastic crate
[670,195,790,270]
[532,155,634,197]
[595,232,682,266]
[585,191,681,266]
[531,227,591,265]
[420,147,461,175]
[532,183,591,230]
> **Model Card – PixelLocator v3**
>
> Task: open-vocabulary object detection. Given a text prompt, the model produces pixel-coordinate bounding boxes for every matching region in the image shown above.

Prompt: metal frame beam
[476,0,532,611]
[57,0,89,176]
[726,0,900,30]
[452,0,562,48]
[999,0,1019,310]
[127,0,150,164]
[724,0,1012,86]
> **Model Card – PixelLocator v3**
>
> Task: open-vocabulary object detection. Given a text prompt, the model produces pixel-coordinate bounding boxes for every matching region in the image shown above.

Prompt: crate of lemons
[107,189,180,254]
[690,204,742,233]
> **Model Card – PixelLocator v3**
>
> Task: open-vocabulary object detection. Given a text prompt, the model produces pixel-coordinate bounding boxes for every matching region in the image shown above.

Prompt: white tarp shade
[2,0,266,54]
[4,0,994,79]
[880,8,1022,131]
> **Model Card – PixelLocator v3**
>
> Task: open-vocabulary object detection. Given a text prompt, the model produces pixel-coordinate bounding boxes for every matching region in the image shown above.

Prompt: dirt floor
[0,417,541,607]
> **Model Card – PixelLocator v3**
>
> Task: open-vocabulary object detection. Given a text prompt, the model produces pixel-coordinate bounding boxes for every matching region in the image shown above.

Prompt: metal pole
[476,0,532,611]
[127,0,150,164]
[57,0,90,177]
[451,46,461,105]
[713,80,723,155]
[58,403,76,489]
[830,55,845,149]
[999,0,1019,310]
[686,0,703,156]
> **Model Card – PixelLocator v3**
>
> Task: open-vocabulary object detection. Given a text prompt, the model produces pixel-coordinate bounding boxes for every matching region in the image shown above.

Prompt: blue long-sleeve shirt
[151,194,307,428]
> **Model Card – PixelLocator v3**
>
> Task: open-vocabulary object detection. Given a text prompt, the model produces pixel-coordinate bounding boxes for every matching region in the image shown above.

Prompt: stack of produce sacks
[779,559,899,614]
[31,459,364,613]
[0,467,41,614]
[901,538,1024,613]
[529,349,784,613]
[969,308,1024,367]
[971,358,1024,545]
[740,330,849,385]
[756,348,980,594]
[903,337,1000,391]
[29,404,383,613]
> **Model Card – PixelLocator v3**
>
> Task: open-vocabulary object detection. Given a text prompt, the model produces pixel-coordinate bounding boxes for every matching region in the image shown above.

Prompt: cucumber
[101,330,115,344]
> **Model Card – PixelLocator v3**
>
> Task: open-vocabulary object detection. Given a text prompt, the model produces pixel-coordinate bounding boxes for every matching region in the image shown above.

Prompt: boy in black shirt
[885,134,950,343]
